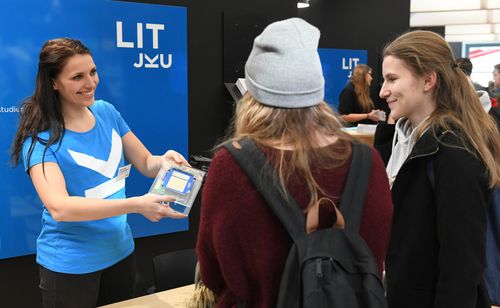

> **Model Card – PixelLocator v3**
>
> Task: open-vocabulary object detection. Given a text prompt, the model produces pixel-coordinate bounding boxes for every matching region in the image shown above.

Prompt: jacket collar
[406,128,448,160]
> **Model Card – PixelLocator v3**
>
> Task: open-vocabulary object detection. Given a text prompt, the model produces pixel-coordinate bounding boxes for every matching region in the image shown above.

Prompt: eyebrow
[383,73,397,78]
[70,66,97,76]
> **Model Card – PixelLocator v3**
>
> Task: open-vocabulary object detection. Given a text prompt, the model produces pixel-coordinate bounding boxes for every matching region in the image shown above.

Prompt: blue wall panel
[318,48,368,110]
[0,0,188,259]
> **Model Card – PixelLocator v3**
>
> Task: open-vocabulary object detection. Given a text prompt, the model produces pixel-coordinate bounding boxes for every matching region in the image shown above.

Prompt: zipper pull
[315,258,323,278]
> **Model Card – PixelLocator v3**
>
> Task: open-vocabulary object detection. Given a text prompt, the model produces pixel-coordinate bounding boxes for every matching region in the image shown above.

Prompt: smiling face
[379,55,436,125]
[52,54,98,109]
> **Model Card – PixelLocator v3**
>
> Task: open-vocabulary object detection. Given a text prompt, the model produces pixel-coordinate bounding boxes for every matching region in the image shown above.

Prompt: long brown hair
[383,30,500,187]
[220,93,355,209]
[351,64,374,112]
[11,38,91,169]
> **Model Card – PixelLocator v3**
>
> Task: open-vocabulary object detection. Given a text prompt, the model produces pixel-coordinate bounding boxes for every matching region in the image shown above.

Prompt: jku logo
[116,21,172,69]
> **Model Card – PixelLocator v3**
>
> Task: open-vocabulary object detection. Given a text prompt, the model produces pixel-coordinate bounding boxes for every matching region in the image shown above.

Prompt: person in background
[10,38,188,308]
[374,30,500,308]
[455,57,489,92]
[455,57,499,127]
[490,63,500,106]
[196,18,393,307]
[338,64,386,126]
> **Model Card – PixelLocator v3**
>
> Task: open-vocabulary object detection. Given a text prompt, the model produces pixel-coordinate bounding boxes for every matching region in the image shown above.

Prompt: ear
[423,71,437,92]
[52,80,58,91]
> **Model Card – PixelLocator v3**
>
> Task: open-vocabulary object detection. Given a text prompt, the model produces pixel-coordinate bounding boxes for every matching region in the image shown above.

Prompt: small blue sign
[0,0,188,259]
[318,48,368,110]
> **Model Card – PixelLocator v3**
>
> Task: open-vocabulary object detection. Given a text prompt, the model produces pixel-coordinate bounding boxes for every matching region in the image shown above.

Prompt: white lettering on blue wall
[116,21,172,69]
[342,57,360,77]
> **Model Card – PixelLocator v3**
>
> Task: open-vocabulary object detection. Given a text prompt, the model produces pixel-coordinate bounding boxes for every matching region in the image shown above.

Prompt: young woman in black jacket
[374,31,500,308]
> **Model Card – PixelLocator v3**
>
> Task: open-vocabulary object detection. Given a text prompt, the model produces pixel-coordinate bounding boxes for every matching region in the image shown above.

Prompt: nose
[85,74,98,88]
[379,83,389,98]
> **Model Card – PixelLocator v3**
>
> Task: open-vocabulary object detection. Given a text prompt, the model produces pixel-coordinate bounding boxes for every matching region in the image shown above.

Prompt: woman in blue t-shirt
[10,38,188,308]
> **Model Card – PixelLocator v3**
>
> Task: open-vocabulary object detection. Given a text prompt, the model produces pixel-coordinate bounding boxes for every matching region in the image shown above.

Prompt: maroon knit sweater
[197,144,393,308]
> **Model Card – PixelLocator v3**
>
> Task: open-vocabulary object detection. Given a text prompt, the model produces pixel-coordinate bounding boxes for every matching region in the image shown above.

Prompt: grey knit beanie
[244,17,324,108]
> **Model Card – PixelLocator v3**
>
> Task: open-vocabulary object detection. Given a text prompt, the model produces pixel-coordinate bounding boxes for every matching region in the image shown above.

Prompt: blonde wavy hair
[351,64,374,112]
[384,30,500,187]
[219,93,356,209]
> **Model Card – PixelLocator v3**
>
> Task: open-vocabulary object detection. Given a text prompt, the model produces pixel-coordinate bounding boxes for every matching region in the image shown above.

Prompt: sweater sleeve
[196,148,261,305]
[196,149,228,296]
[196,150,238,297]
[359,148,393,277]
[433,144,489,307]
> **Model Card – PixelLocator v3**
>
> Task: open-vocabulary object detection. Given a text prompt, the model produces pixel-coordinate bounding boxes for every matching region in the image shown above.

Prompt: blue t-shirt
[22,100,134,274]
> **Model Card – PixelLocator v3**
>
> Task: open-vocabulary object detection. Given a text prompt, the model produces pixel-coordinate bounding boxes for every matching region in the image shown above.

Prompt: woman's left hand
[163,150,190,167]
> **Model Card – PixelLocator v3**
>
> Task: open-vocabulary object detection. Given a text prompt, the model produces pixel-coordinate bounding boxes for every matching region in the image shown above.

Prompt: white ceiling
[410,0,500,42]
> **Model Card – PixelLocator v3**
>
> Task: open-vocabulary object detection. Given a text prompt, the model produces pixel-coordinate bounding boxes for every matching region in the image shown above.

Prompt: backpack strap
[337,142,372,233]
[224,138,305,242]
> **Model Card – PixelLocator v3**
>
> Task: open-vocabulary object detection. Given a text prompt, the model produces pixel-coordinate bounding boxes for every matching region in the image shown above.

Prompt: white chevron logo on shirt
[68,129,122,179]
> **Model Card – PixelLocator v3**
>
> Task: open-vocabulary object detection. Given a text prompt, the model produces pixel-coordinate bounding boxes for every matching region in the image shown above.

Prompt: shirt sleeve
[96,100,131,137]
[108,103,130,137]
[22,136,57,172]
[338,83,356,115]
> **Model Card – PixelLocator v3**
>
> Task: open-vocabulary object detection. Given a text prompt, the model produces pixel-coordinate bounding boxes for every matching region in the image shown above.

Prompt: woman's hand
[163,150,190,166]
[144,150,190,178]
[133,193,187,221]
[368,110,383,122]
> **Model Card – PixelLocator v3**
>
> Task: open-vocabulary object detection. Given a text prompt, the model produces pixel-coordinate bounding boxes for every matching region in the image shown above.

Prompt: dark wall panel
[410,26,446,37]
[299,0,410,108]
[223,11,277,83]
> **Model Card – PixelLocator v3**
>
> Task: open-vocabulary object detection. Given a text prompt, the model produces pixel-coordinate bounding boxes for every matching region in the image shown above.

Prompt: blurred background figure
[489,63,500,108]
[456,57,489,91]
[338,64,386,126]
[456,57,497,121]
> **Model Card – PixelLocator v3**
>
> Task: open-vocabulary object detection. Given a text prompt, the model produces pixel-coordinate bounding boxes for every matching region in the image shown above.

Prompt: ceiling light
[297,0,309,9]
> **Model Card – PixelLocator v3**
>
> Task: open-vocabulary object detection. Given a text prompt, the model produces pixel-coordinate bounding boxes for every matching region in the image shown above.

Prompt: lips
[78,90,94,97]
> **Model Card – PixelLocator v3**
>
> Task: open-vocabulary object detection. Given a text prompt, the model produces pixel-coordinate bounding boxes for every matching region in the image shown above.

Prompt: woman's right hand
[133,193,187,222]
[368,110,384,122]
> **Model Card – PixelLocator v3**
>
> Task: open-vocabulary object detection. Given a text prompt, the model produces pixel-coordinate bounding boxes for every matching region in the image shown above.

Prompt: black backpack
[224,138,388,308]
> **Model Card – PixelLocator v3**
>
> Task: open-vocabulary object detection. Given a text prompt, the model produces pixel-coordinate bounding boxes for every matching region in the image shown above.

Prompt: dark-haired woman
[11,38,188,307]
